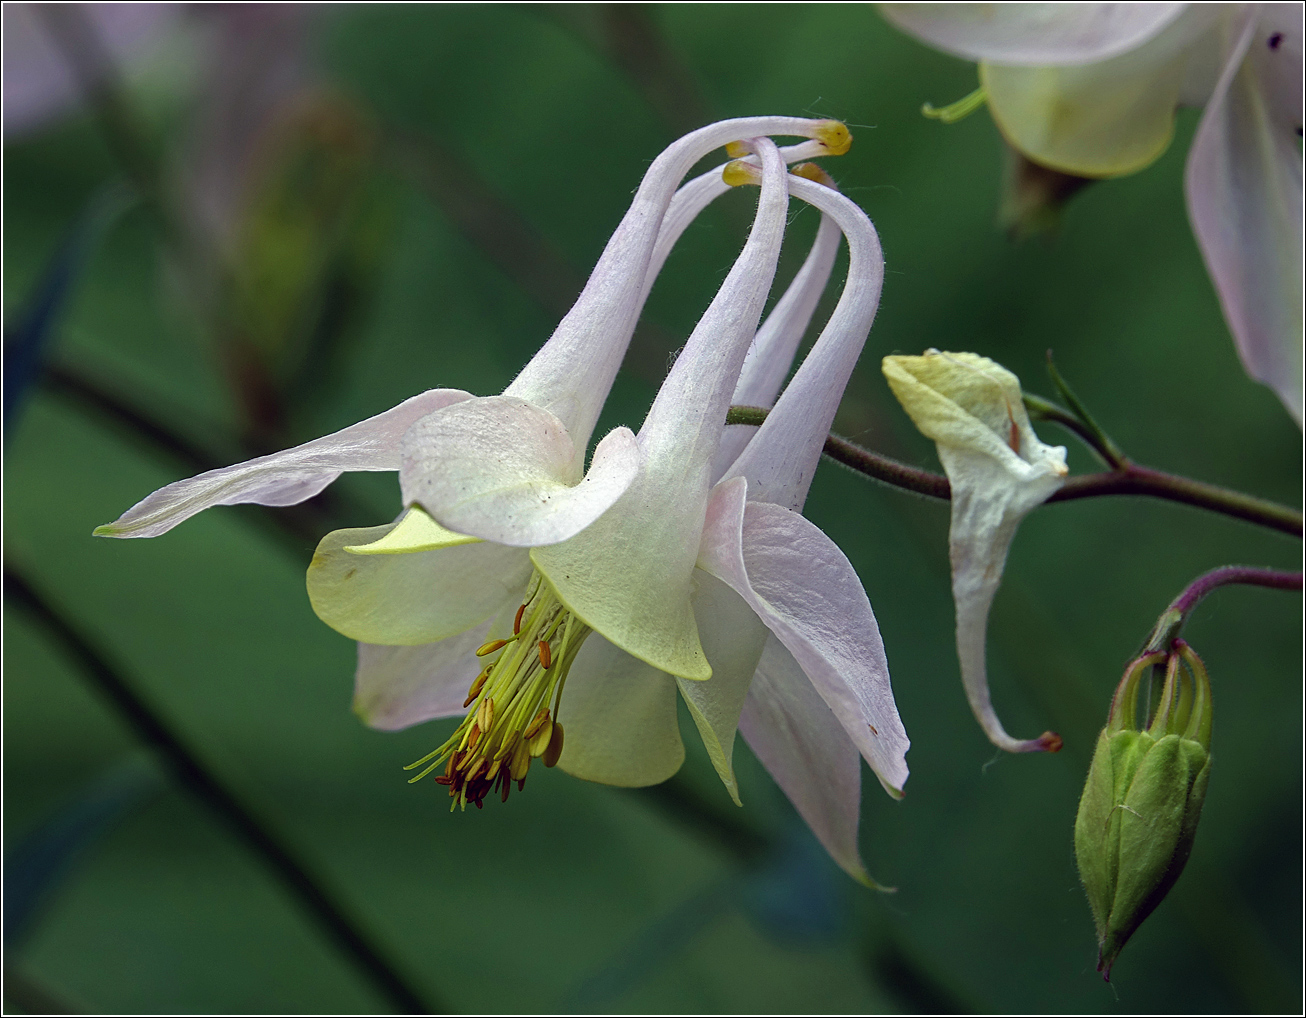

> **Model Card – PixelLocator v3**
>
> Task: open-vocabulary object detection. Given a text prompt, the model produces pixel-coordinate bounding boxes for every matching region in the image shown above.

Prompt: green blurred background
[4,5,1300,1013]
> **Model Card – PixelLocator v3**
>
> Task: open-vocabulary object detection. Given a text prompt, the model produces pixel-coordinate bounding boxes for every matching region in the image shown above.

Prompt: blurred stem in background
[2,567,437,1015]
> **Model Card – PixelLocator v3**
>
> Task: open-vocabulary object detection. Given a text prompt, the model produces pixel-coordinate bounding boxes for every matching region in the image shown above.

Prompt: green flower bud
[1074,641,1213,979]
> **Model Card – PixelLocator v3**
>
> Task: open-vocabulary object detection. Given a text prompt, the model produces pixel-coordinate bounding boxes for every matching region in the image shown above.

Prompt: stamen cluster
[405,572,591,808]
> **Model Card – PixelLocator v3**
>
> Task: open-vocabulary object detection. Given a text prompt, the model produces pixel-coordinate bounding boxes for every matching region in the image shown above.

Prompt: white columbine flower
[883,350,1067,755]
[880,2,1304,425]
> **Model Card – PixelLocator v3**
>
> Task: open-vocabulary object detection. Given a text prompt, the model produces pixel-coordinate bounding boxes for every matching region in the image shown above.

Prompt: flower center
[404,572,591,809]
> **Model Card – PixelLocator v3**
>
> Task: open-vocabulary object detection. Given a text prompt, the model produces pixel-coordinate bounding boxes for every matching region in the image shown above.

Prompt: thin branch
[1144,565,1303,654]
[3,566,437,1015]
[725,405,1303,537]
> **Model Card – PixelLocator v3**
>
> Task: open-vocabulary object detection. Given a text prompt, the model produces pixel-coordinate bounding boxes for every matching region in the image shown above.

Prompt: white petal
[506,116,853,451]
[722,177,884,511]
[94,389,473,538]
[555,634,685,787]
[697,478,910,796]
[676,570,769,805]
[306,523,531,645]
[739,634,870,884]
[1186,8,1304,425]
[354,621,493,732]
[399,396,642,547]
[880,2,1187,65]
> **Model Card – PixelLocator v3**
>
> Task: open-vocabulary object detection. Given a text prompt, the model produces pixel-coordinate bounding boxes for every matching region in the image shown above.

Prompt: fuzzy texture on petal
[1186,7,1304,425]
[676,570,769,805]
[739,634,870,883]
[306,523,530,645]
[556,634,685,787]
[880,2,1186,65]
[884,351,1067,753]
[355,620,495,732]
[94,388,472,538]
[698,477,910,796]
[978,9,1220,178]
[400,396,642,547]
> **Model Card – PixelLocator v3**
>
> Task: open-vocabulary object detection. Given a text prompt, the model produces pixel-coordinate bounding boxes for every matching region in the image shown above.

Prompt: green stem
[725,405,1302,537]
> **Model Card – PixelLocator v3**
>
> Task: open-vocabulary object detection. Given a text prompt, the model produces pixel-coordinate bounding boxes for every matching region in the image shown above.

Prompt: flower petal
[697,477,910,796]
[354,620,495,732]
[399,395,642,547]
[344,505,478,554]
[676,570,769,805]
[306,523,531,645]
[880,3,1186,65]
[94,388,472,538]
[739,634,870,884]
[556,634,685,787]
[1186,9,1304,425]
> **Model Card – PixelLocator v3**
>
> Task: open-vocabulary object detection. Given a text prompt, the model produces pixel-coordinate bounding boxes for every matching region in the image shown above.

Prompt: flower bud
[1074,641,1213,979]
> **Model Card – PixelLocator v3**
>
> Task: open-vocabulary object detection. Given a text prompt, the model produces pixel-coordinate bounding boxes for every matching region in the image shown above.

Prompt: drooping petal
[505,117,852,455]
[306,522,531,645]
[739,633,870,884]
[555,634,684,787]
[697,477,910,796]
[883,351,1067,753]
[94,388,472,538]
[676,570,769,805]
[354,620,495,732]
[533,139,793,681]
[722,174,884,512]
[1186,7,1304,425]
[880,3,1186,66]
[399,396,642,547]
[979,10,1219,178]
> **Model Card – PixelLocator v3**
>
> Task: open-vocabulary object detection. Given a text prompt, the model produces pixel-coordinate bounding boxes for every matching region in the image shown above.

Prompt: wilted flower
[880,2,1304,425]
[1075,641,1213,978]
[883,350,1066,753]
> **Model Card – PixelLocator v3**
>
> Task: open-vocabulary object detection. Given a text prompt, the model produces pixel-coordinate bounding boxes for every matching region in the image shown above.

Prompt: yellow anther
[476,638,508,657]
[543,722,565,768]
[463,668,490,707]
[524,708,551,740]
[527,716,554,757]
[476,696,495,733]
[723,159,761,187]
[790,162,836,188]
[509,739,531,781]
[725,139,751,158]
[813,119,852,155]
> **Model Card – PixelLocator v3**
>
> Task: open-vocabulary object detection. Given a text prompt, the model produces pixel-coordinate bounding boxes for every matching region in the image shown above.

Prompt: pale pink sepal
[698,478,910,796]
[879,2,1186,66]
[399,396,642,547]
[1186,7,1304,425]
[94,388,473,538]
[739,634,871,883]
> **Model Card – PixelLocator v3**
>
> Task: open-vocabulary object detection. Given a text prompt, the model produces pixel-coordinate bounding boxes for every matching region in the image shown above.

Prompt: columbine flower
[883,350,1066,754]
[880,3,1304,425]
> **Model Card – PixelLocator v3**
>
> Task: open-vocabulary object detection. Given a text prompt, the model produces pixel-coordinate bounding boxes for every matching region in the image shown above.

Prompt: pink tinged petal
[94,388,473,538]
[355,620,492,732]
[399,395,641,547]
[739,634,871,884]
[533,140,792,680]
[698,478,910,796]
[676,570,770,805]
[555,635,685,787]
[1186,8,1304,425]
[714,211,844,478]
[305,523,531,645]
[879,2,1187,65]
[505,116,849,452]
[722,177,884,513]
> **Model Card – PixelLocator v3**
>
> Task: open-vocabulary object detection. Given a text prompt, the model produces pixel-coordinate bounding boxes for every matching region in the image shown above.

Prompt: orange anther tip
[476,639,508,657]
[538,640,552,669]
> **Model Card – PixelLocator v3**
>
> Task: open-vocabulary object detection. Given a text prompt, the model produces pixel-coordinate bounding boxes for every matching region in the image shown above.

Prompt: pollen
[723,159,761,187]
[790,162,836,188]
[813,119,852,155]
[404,570,592,810]
[725,139,751,158]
